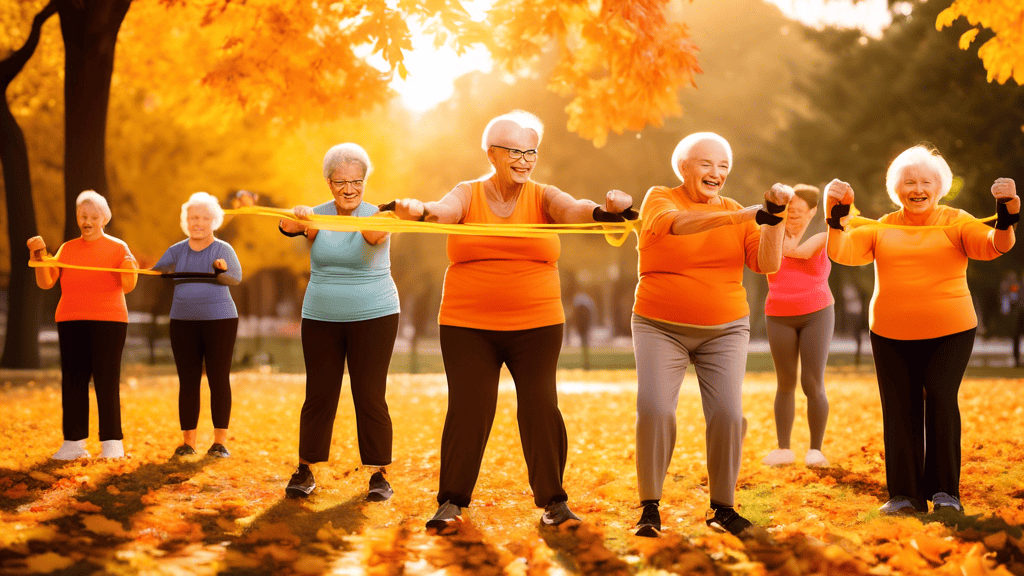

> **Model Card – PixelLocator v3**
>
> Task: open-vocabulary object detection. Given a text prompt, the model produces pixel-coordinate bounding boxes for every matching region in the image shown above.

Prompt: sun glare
[766,0,894,36]
[391,38,493,113]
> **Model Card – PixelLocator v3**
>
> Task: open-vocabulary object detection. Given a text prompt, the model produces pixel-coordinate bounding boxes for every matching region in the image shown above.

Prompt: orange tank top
[54,235,132,323]
[439,180,565,330]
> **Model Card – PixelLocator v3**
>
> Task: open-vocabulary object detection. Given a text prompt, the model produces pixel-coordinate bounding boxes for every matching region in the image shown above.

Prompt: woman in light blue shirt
[278,143,400,502]
[154,192,242,459]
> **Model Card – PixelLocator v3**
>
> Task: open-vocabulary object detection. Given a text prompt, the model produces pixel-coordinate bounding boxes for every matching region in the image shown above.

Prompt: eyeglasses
[330,179,364,190]
[490,145,538,162]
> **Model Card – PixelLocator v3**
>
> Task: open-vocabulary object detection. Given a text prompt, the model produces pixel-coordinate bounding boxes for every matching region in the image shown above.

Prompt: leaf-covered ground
[1,368,1023,575]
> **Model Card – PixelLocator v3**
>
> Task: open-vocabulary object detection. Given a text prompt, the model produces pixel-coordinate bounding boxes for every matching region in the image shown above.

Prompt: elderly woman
[826,145,1017,515]
[392,110,635,530]
[761,185,834,468]
[153,192,242,458]
[631,132,792,538]
[27,190,139,460]
[279,143,400,502]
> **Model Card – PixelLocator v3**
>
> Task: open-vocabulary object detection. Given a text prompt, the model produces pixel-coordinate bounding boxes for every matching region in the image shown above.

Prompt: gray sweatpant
[765,305,834,451]
[633,313,750,506]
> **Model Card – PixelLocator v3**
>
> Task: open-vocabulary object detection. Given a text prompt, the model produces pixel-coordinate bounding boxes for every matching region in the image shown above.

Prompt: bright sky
[390,0,897,112]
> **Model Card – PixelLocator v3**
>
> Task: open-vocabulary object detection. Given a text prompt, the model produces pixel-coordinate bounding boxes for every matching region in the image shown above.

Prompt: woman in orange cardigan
[393,110,635,531]
[826,145,1017,515]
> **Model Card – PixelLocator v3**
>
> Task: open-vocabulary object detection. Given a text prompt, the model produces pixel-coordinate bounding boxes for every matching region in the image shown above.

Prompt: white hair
[323,143,372,180]
[75,190,112,226]
[670,132,733,182]
[180,192,225,236]
[885,145,953,206]
[481,110,545,151]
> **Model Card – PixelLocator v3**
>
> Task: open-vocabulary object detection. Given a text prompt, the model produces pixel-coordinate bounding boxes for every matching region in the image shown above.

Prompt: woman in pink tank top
[761,185,835,469]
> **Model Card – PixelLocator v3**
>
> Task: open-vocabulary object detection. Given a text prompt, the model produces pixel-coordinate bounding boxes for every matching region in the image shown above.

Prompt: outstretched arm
[394,184,471,224]
[756,184,794,274]
[544,188,634,224]
[786,232,827,259]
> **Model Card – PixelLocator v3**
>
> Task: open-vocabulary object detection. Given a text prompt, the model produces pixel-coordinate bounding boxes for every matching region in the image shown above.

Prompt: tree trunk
[58,0,132,241]
[0,1,59,368]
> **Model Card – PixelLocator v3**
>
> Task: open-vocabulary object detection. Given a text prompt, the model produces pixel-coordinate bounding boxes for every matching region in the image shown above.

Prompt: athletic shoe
[706,506,752,535]
[426,501,462,531]
[804,449,830,468]
[52,440,89,461]
[207,444,230,458]
[173,444,197,457]
[100,440,125,459]
[931,492,964,513]
[541,501,581,526]
[635,502,661,537]
[762,448,795,466]
[366,471,394,502]
[286,466,316,498]
[879,496,919,516]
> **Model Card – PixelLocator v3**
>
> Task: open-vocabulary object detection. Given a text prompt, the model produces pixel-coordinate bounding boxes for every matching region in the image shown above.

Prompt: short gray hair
[481,110,545,151]
[670,132,733,183]
[323,143,372,180]
[885,145,953,206]
[180,192,225,236]
[76,190,112,226]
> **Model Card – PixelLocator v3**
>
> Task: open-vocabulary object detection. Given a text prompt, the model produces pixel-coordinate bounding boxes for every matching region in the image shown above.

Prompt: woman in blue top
[153,192,242,458]
[278,143,400,502]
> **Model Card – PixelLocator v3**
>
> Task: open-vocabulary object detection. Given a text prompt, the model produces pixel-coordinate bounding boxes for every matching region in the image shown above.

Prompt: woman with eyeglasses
[278,143,400,503]
[391,110,635,531]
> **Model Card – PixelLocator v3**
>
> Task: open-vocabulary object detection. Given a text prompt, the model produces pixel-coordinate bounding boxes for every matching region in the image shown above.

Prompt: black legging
[169,318,239,430]
[870,328,976,508]
[298,315,399,465]
[57,320,128,441]
[437,323,568,508]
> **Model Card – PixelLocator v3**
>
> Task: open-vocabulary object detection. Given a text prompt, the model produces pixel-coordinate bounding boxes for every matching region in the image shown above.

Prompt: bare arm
[543,188,634,224]
[394,184,471,224]
[670,206,760,235]
[786,232,827,259]
[120,256,139,294]
[27,236,59,289]
[755,184,795,274]
[992,178,1018,254]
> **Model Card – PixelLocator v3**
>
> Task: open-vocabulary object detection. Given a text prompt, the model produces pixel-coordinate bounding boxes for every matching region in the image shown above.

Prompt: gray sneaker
[931,492,963,513]
[426,501,462,532]
[541,501,581,526]
[879,496,918,516]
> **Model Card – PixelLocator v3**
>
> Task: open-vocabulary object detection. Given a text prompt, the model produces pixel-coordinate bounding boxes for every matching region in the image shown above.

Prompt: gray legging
[765,305,834,451]
[633,313,750,507]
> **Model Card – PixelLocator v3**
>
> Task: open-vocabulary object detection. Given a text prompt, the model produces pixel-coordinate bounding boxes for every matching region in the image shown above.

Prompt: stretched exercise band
[29,256,225,279]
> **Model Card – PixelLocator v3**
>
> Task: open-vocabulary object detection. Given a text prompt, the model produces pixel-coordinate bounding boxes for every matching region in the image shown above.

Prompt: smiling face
[327,162,366,215]
[785,196,816,235]
[186,204,215,242]
[486,120,540,187]
[77,203,105,241]
[680,139,730,202]
[896,162,942,216]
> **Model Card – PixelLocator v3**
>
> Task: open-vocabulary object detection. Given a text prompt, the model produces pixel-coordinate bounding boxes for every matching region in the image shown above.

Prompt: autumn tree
[937,0,1024,85]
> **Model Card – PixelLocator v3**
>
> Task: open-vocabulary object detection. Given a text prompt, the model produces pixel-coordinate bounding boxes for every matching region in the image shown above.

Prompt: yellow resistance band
[29,256,160,275]
[843,204,997,230]
[225,206,641,247]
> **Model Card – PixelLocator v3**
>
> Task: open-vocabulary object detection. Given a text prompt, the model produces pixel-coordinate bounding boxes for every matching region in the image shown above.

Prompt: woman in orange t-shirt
[826,145,1018,516]
[392,110,636,531]
[27,190,139,461]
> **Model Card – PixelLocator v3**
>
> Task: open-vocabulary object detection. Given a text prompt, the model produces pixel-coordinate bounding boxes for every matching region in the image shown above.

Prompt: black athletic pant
[169,318,239,430]
[298,315,399,465]
[870,328,975,508]
[437,323,568,508]
[57,320,128,442]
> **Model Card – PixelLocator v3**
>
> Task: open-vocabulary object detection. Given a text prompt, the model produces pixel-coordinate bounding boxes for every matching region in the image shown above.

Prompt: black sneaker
[635,502,661,537]
[426,500,462,533]
[173,444,197,457]
[207,444,230,458]
[366,471,393,502]
[706,506,752,536]
[286,466,316,498]
[541,501,581,526]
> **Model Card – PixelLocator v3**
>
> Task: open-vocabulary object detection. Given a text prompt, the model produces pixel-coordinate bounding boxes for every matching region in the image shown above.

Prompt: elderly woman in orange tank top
[392,110,636,531]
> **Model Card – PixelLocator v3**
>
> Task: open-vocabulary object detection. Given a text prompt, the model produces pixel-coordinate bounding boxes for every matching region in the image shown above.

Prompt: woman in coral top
[393,110,635,530]
[631,132,793,539]
[826,145,1018,515]
[762,185,834,469]
[27,190,139,460]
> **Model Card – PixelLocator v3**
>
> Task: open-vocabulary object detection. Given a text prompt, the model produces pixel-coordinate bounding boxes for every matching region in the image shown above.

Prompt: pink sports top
[764,245,834,317]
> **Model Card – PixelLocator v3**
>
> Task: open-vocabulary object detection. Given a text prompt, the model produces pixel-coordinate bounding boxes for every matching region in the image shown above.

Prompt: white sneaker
[52,440,89,460]
[804,449,829,468]
[100,440,125,459]
[762,448,795,466]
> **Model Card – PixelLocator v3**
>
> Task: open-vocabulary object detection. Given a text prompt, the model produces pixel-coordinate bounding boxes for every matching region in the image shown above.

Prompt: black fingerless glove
[765,199,787,214]
[826,204,850,230]
[279,223,305,238]
[593,205,639,222]
[755,209,784,226]
[996,198,1019,230]
[377,200,397,212]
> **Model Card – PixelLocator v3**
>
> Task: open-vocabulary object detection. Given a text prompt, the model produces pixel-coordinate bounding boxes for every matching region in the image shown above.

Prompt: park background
[2,0,1024,575]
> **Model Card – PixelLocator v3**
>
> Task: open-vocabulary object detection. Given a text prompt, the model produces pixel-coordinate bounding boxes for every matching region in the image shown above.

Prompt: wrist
[764,199,786,214]
[996,199,1019,230]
